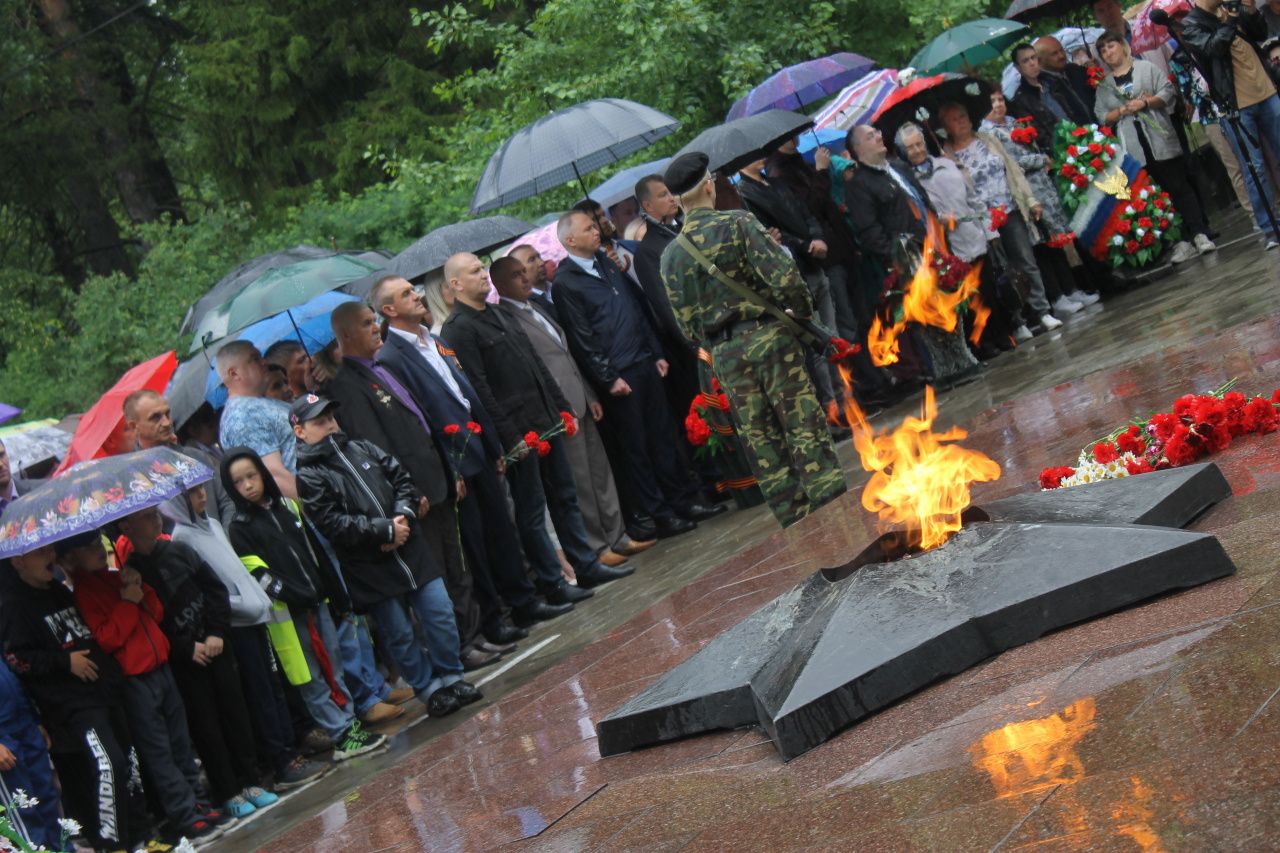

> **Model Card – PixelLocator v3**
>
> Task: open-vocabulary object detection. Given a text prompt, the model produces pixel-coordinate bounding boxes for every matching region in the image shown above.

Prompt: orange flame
[867,224,991,367]
[839,371,1001,551]
[969,698,1097,799]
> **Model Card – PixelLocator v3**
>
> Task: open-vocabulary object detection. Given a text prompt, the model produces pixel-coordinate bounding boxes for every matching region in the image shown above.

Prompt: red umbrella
[54,351,178,475]
[870,75,946,125]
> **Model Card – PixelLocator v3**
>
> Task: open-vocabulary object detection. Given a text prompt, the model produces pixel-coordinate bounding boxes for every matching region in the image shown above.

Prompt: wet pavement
[221,216,1280,851]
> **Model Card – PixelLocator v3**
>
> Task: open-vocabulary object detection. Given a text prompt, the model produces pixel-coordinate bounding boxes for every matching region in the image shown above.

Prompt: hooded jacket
[295,432,440,609]
[71,569,170,677]
[0,567,125,732]
[125,539,231,669]
[169,492,272,628]
[220,447,349,614]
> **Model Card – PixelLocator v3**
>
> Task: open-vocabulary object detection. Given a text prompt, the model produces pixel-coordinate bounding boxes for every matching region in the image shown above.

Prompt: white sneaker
[1193,233,1217,254]
[1013,324,1033,342]
[1266,237,1279,250]
[1169,241,1198,264]
[1039,314,1063,331]
[1072,291,1101,306]
[1052,295,1083,315]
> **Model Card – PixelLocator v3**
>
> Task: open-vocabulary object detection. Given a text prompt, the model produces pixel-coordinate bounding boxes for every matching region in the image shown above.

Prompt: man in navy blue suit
[553,211,725,539]
[372,275,574,633]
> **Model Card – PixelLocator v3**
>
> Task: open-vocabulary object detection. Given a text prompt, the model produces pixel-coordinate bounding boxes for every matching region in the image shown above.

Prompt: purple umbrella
[0,404,20,426]
[726,53,878,121]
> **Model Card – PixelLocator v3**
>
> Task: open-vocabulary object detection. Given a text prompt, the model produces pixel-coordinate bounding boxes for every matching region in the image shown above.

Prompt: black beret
[665,152,710,196]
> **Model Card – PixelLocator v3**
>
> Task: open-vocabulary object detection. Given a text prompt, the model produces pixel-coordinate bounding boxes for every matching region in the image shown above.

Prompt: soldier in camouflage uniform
[658,152,847,527]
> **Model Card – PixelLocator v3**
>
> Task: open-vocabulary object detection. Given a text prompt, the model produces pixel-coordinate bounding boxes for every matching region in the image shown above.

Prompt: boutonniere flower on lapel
[371,384,393,407]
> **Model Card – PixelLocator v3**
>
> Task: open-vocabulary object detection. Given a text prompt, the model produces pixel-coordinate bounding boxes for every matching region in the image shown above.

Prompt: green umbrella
[189,254,383,352]
[909,18,1030,74]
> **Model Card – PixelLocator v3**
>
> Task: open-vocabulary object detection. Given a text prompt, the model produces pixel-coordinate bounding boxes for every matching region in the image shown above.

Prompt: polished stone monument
[596,463,1236,761]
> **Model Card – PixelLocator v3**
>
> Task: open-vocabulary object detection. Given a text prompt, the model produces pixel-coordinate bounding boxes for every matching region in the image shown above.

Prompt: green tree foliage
[0,0,1019,419]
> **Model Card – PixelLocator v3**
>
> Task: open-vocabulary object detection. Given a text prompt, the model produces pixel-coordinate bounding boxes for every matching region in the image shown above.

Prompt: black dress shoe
[485,623,528,645]
[447,681,483,707]
[576,562,635,589]
[428,689,462,717]
[511,599,575,627]
[677,502,728,521]
[544,581,593,605]
[654,516,695,538]
[477,639,518,655]
[460,647,502,671]
[626,523,657,542]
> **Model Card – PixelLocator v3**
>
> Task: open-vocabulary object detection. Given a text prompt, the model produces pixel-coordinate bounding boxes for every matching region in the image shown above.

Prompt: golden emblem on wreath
[1092,168,1131,201]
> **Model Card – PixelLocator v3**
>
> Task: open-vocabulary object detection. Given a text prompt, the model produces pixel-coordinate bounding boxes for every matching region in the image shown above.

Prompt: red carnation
[1272,388,1280,403]
[1116,219,1132,234]
[1092,441,1120,464]
[1067,144,1080,156]
[1061,163,1078,177]
[1072,126,1089,137]
[466,421,483,434]
[1159,218,1170,229]
[1132,199,1146,213]
[1223,392,1248,436]
[685,411,711,446]
[989,206,1009,230]
[1162,425,1202,466]
[1125,239,1140,253]
[1105,144,1116,156]
[1088,142,1102,155]
[1039,466,1075,489]
[1172,394,1196,418]
[1072,175,1088,188]
[1149,412,1181,441]
[827,337,862,364]
[1100,125,1114,137]
[1190,395,1227,427]
[1243,396,1279,434]
[443,424,461,435]
[1090,157,1105,171]
[1137,216,1153,229]
[1116,424,1145,454]
[1154,198,1167,210]
[536,440,552,457]
[523,430,540,448]
[1125,458,1155,476]
[560,411,578,437]
[1141,232,1155,246]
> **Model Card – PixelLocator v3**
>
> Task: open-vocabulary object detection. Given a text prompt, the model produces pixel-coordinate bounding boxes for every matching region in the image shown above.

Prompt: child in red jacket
[63,531,224,845]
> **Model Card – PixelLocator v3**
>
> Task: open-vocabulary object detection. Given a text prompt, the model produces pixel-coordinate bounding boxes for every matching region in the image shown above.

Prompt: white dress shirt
[387,325,470,410]
[500,296,562,344]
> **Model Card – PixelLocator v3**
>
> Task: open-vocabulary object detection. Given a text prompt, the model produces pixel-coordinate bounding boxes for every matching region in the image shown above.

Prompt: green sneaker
[332,721,387,762]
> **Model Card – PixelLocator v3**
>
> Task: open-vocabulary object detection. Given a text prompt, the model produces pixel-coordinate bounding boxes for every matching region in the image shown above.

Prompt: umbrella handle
[286,309,311,356]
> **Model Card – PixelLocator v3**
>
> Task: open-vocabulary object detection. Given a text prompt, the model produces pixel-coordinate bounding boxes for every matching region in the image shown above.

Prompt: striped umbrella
[813,69,900,131]
[726,53,877,121]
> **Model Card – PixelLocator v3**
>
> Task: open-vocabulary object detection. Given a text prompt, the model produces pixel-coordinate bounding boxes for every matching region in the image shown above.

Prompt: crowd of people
[3,0,1280,850]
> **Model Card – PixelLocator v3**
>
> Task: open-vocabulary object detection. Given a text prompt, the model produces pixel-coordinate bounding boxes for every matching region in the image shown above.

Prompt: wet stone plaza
[223,218,1280,851]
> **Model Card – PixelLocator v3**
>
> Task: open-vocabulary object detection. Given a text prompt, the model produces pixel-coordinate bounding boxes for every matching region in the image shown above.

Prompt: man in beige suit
[489,256,654,566]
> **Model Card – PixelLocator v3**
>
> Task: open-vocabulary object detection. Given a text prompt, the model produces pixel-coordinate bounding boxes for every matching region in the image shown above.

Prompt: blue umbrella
[727,53,877,121]
[203,290,359,409]
[795,127,848,163]
[586,158,672,210]
[0,448,212,558]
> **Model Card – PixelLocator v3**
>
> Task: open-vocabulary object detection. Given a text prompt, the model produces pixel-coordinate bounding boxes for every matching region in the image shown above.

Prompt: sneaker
[174,819,222,846]
[1012,324,1033,342]
[1039,314,1063,331]
[1051,295,1083,315]
[1072,290,1101,306]
[223,795,256,819]
[242,786,279,809]
[1193,233,1217,254]
[332,721,388,762]
[361,701,405,726]
[1169,241,1198,264]
[1267,237,1279,250]
[276,755,328,790]
[298,727,333,757]
[196,805,230,827]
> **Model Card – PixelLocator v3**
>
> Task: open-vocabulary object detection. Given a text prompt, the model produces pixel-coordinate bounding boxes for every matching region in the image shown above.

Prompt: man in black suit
[553,211,725,538]
[439,253,632,603]
[324,302,501,670]
[508,245,559,322]
[371,275,573,632]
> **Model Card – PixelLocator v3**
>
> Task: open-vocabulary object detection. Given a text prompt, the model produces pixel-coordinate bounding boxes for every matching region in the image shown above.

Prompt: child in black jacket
[292,394,480,718]
[0,543,150,851]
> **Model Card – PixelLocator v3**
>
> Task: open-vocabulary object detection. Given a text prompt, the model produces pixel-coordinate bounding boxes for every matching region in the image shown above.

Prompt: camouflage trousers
[711,324,847,527]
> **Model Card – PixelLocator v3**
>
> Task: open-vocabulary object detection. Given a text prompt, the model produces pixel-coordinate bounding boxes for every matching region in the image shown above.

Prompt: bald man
[1035,35,1097,115]
[440,253,632,604]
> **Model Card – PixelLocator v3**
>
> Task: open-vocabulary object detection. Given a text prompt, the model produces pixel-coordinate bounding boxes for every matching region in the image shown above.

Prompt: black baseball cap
[288,393,339,426]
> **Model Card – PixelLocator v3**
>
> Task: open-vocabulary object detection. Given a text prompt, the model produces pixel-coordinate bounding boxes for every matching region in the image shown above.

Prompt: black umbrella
[179,245,330,337]
[470,98,680,214]
[674,109,815,175]
[872,74,994,149]
[387,215,535,283]
[1005,0,1091,21]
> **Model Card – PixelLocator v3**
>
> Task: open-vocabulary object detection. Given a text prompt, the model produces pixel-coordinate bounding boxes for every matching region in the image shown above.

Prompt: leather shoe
[677,502,727,521]
[654,516,695,538]
[544,581,593,605]
[447,680,483,707]
[427,688,462,717]
[511,598,575,627]
[460,647,502,671]
[576,562,634,589]
[385,686,415,705]
[477,639,517,655]
[361,702,405,726]
[485,623,528,645]
[626,515,657,541]
[613,537,656,556]
[599,549,630,567]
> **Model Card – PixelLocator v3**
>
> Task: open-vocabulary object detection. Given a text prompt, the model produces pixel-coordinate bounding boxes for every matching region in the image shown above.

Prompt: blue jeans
[1224,95,1280,237]
[292,607,356,739]
[368,578,464,702]
[335,614,389,717]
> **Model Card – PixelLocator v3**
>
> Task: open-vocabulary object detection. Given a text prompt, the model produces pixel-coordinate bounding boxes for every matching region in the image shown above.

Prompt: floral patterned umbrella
[0,447,212,558]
